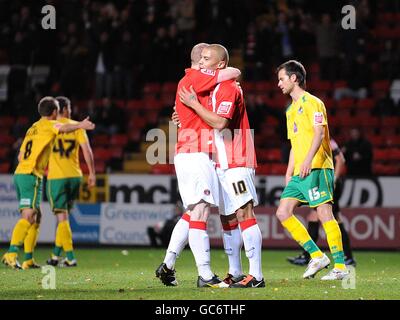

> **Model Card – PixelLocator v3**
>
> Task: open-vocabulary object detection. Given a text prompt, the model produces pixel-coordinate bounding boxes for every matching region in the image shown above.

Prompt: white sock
[242,223,263,281]
[222,226,243,277]
[189,227,214,280]
[163,218,189,269]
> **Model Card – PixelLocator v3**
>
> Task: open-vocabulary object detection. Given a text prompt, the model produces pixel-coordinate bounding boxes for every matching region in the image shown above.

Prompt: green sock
[24,252,33,261]
[66,251,75,261]
[8,245,19,253]
[53,246,62,257]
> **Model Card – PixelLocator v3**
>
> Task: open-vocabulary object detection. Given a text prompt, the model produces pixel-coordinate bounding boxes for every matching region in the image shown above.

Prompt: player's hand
[171,105,181,127]
[88,173,96,188]
[178,86,198,108]
[299,159,312,178]
[80,117,95,130]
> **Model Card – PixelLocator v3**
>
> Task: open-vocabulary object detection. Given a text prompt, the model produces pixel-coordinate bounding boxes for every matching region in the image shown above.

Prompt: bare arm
[80,141,96,188]
[299,125,324,178]
[59,117,95,133]
[334,150,346,182]
[179,86,229,130]
[285,148,295,185]
[217,67,241,83]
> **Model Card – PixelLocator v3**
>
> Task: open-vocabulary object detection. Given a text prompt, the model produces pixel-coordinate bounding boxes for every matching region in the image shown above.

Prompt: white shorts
[174,152,219,210]
[216,167,259,216]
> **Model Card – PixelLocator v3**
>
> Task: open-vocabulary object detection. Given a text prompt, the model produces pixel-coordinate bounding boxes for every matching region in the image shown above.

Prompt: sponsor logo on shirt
[314,112,324,125]
[200,69,216,76]
[298,106,303,114]
[204,189,210,195]
[20,198,31,206]
[217,101,232,115]
[293,122,298,133]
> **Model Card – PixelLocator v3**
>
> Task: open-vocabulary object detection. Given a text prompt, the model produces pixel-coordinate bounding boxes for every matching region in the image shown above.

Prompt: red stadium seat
[95,162,106,173]
[356,98,375,110]
[161,82,178,94]
[373,148,388,161]
[0,148,9,158]
[0,162,10,173]
[110,134,128,147]
[333,80,348,89]
[384,135,400,147]
[367,134,385,147]
[269,163,287,175]
[93,148,114,161]
[254,81,273,93]
[389,148,400,160]
[381,116,400,127]
[126,99,144,110]
[92,134,109,147]
[151,164,175,174]
[372,80,390,93]
[256,164,270,175]
[336,98,355,109]
[0,134,15,146]
[373,163,399,176]
[0,116,15,128]
[143,83,161,95]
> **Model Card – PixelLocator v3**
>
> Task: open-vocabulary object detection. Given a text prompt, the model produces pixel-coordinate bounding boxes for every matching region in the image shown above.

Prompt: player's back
[15,118,60,178]
[175,68,219,154]
[48,118,87,179]
[212,80,257,169]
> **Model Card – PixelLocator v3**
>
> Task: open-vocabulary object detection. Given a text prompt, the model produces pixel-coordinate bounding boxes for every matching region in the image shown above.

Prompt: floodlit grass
[0,247,399,300]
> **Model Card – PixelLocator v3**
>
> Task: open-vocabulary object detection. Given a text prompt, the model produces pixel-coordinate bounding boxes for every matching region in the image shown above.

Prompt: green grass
[0,247,399,300]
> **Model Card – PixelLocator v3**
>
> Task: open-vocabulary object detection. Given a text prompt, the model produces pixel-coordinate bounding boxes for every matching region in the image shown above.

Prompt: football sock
[24,223,40,261]
[53,223,63,257]
[163,213,190,269]
[59,221,75,261]
[9,218,31,253]
[323,220,346,270]
[222,222,243,277]
[339,222,353,259]
[282,215,323,259]
[188,221,214,280]
[240,218,263,281]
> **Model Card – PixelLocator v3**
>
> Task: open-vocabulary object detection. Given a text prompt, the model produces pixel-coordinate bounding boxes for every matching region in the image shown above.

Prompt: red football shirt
[210,80,257,169]
[175,68,220,154]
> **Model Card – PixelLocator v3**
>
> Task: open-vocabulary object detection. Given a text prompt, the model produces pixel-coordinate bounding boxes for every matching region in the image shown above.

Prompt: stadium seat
[151,164,175,174]
[259,148,281,162]
[269,163,287,175]
[110,134,128,147]
[389,148,400,161]
[126,99,144,110]
[367,134,385,147]
[161,82,178,94]
[384,135,400,147]
[381,116,400,127]
[143,82,161,95]
[0,134,15,146]
[95,162,106,173]
[0,148,9,158]
[0,162,10,173]
[254,81,273,93]
[93,148,114,161]
[0,116,15,128]
[92,134,109,147]
[373,163,399,176]
[373,148,388,161]
[241,82,256,93]
[336,98,355,110]
[356,98,375,110]
[256,164,270,175]
[332,80,348,89]
[372,80,390,94]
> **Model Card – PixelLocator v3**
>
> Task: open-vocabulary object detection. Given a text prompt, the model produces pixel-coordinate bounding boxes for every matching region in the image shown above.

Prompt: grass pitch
[0,247,399,300]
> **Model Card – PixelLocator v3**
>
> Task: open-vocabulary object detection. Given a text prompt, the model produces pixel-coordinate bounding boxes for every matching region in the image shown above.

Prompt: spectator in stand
[315,13,338,81]
[342,128,373,176]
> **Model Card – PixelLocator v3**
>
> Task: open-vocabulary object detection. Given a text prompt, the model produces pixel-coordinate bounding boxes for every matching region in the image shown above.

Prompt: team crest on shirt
[217,101,232,115]
[204,189,211,195]
[298,106,303,114]
[200,69,216,76]
[293,122,298,133]
[314,112,324,125]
